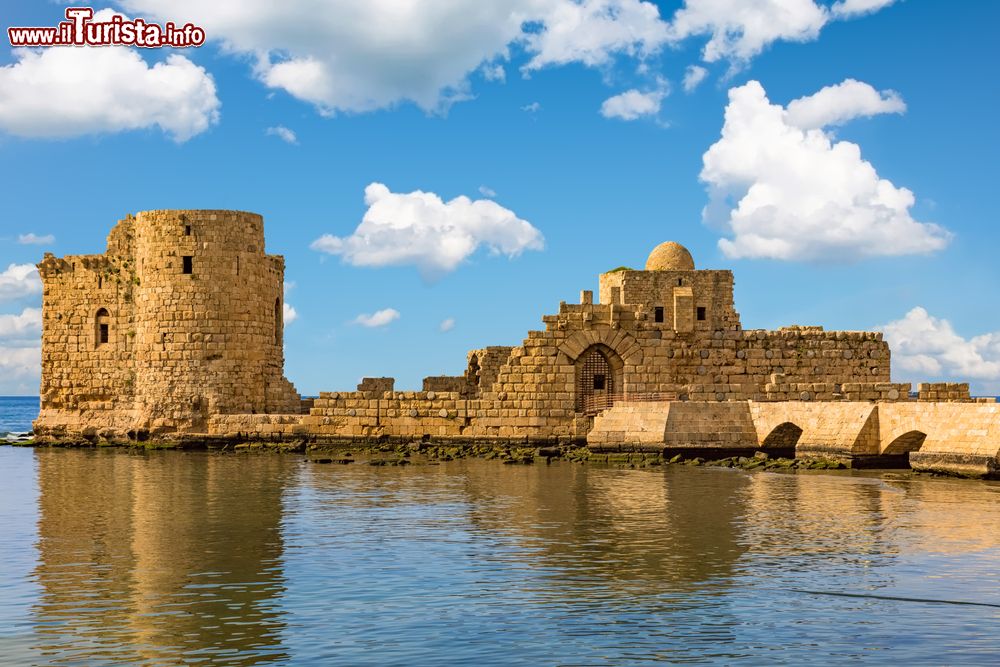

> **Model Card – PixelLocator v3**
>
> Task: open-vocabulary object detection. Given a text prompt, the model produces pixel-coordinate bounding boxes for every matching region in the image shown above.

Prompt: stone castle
[33,210,1000,478]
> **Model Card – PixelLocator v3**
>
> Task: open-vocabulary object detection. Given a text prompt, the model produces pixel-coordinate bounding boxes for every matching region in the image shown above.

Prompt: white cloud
[600,86,667,120]
[283,303,298,325]
[522,0,671,71]
[17,233,54,246]
[0,307,42,338]
[483,63,506,82]
[0,306,41,395]
[0,345,40,394]
[880,308,1000,387]
[521,102,541,113]
[700,80,951,262]
[440,317,456,332]
[667,0,895,66]
[353,308,400,328]
[112,1,894,116]
[682,65,708,93]
[831,0,897,19]
[311,182,544,280]
[0,264,43,303]
[478,185,497,198]
[785,78,905,129]
[266,125,298,144]
[0,45,219,141]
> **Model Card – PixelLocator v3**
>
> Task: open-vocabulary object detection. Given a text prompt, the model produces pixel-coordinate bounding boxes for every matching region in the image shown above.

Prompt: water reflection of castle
[31,450,292,665]
[29,454,1000,663]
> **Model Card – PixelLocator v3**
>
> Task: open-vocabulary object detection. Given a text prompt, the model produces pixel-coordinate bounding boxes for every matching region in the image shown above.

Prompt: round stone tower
[132,210,293,433]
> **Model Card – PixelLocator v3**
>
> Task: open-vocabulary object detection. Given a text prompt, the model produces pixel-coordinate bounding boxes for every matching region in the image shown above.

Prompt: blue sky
[1,1,999,396]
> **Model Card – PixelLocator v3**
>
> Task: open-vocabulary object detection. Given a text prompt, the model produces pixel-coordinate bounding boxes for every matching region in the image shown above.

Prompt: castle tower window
[184,225,191,236]
[95,308,109,348]
[654,306,664,323]
[697,306,706,321]
[98,275,102,289]
[274,298,282,346]
[182,256,193,274]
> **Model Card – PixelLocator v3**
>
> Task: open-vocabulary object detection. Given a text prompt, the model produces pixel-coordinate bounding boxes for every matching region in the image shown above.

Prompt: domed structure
[645,241,695,271]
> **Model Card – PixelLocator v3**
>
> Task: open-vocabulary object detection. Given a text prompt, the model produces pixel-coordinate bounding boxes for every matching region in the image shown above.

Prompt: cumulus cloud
[0,264,43,303]
[112,1,894,116]
[266,125,298,144]
[0,45,219,141]
[0,307,42,338]
[311,183,544,280]
[785,78,905,129]
[283,303,298,326]
[17,233,54,246]
[831,0,897,19]
[353,308,400,328]
[682,65,708,93]
[0,307,42,395]
[440,317,456,332]
[880,308,1000,387]
[522,0,671,71]
[478,185,497,198]
[667,0,895,66]
[0,345,41,394]
[700,80,950,262]
[600,85,667,120]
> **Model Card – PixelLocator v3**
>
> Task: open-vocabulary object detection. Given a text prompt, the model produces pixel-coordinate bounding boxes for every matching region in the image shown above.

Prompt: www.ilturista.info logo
[8,7,205,48]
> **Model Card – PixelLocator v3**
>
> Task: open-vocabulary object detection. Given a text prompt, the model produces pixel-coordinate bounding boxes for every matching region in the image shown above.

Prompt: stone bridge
[588,400,1000,478]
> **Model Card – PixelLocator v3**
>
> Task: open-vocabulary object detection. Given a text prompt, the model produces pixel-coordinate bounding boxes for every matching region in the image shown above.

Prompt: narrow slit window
[654,306,664,323]
[697,306,706,321]
[182,256,193,274]
[184,225,191,236]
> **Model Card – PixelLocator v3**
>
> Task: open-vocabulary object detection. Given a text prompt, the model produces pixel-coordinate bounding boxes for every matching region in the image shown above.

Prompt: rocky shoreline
[8,437,972,478]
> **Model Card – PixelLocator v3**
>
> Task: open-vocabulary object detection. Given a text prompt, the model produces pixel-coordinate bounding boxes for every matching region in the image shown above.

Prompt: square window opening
[182,256,193,274]
[697,306,706,321]
[593,374,606,390]
[654,306,664,323]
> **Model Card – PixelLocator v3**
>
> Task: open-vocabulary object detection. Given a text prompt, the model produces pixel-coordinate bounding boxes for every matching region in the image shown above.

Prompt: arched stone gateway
[762,421,803,449]
[575,344,623,413]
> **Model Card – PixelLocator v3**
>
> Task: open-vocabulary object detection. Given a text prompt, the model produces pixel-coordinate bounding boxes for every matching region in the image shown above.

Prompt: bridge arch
[762,421,803,449]
[882,430,927,456]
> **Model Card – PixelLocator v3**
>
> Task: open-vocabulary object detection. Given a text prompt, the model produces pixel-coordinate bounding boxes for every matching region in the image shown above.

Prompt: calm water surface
[0,447,998,665]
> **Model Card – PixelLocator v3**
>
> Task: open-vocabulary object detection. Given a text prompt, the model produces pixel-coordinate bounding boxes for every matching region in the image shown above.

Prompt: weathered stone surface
[33,231,999,478]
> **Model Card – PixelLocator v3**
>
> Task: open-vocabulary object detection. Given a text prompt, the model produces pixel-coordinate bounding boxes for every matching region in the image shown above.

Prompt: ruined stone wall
[422,376,473,395]
[36,216,139,435]
[465,346,514,394]
[35,209,300,441]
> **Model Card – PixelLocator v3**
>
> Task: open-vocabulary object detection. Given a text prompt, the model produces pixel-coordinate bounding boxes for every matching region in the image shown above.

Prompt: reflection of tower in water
[31,450,291,665]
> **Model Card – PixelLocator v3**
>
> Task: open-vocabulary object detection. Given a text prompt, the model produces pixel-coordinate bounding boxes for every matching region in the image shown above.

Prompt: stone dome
[645,241,695,271]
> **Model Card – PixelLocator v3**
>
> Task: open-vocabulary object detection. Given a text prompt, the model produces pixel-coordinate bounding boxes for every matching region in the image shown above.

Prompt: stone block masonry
[33,225,1000,479]
[35,210,300,441]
